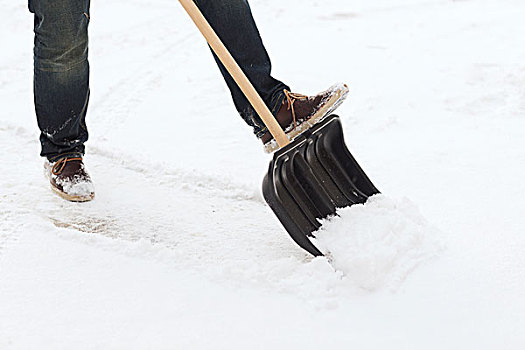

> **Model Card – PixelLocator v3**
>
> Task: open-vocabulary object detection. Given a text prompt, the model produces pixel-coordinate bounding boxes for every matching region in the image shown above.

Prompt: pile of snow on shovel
[312,195,443,291]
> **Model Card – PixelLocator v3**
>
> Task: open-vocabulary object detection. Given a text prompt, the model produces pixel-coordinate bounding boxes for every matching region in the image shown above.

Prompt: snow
[313,195,442,291]
[1,0,525,348]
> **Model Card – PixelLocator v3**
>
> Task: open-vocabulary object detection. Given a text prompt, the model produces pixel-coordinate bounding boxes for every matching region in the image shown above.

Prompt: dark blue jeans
[29,0,289,161]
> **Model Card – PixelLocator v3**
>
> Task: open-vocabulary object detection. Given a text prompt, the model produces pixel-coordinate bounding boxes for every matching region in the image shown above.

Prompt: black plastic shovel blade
[262,114,380,256]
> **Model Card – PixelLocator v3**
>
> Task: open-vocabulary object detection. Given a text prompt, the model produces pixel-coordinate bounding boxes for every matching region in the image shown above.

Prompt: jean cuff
[255,89,287,139]
[47,152,84,163]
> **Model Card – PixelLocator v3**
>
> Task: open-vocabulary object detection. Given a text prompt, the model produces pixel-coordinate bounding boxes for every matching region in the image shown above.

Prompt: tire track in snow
[90,9,199,136]
[88,144,261,202]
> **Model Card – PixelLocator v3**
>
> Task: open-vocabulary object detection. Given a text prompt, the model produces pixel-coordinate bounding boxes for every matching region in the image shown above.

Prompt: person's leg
[29,0,91,162]
[194,0,289,138]
[29,0,95,202]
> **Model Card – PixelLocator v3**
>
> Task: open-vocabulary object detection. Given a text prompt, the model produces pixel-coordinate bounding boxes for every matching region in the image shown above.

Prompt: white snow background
[1,0,525,348]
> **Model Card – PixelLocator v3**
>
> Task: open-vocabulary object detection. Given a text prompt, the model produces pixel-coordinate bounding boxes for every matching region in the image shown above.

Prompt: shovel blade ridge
[262,115,380,256]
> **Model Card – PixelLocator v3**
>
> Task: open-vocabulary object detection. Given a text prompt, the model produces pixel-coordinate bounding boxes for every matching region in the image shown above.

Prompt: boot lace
[52,157,83,176]
[284,90,309,130]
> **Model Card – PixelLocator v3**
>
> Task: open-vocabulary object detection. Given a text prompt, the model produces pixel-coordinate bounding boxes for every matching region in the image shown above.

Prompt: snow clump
[312,195,443,291]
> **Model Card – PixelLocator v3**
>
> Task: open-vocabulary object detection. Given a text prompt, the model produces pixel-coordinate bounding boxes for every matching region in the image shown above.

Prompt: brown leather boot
[261,83,349,153]
[44,156,95,202]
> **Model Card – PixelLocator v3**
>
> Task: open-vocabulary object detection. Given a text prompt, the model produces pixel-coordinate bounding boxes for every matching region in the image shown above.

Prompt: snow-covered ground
[1,0,524,348]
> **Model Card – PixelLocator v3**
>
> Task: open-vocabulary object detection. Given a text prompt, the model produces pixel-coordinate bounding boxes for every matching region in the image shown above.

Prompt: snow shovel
[179,0,380,256]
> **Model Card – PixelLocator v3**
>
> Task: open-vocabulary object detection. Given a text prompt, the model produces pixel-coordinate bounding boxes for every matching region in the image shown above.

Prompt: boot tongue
[54,159,85,180]
[61,160,83,178]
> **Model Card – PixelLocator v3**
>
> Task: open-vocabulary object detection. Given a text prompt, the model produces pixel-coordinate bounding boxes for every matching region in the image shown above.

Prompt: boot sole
[50,184,95,202]
[263,84,349,153]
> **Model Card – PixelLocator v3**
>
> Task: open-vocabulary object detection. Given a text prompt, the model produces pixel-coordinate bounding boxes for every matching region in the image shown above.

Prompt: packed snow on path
[1,0,525,348]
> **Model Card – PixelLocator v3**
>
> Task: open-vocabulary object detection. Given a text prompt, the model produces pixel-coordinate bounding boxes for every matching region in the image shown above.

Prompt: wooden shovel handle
[178,0,289,148]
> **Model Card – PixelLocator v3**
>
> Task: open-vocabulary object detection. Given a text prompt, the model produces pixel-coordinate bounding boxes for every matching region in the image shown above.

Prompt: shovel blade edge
[262,115,380,256]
